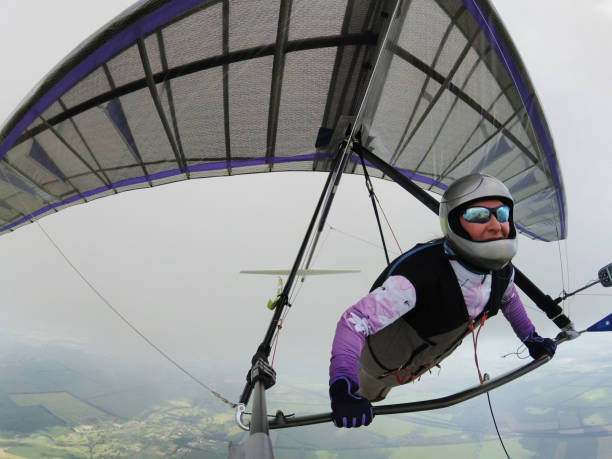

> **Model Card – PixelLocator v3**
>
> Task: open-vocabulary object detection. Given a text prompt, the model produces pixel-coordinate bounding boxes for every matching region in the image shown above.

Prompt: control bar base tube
[228,381,274,459]
[270,336,570,430]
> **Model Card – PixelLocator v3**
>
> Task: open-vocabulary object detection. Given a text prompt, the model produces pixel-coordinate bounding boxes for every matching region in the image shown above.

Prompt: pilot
[328,173,557,428]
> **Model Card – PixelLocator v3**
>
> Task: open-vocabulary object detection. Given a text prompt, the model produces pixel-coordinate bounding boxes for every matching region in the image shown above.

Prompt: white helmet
[439,173,517,271]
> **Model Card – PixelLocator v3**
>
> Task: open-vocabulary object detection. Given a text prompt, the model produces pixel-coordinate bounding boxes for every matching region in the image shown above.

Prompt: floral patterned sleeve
[329,275,417,384]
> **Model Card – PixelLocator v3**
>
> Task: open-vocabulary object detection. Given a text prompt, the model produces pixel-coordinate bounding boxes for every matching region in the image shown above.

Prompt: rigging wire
[563,239,571,294]
[557,240,570,316]
[554,220,572,318]
[273,307,291,363]
[0,163,239,409]
[35,221,238,409]
[492,226,571,458]
[287,218,335,307]
[372,192,403,254]
[310,223,333,269]
[556,239,567,294]
[487,392,511,459]
[468,316,511,458]
[574,293,612,297]
[329,224,401,256]
[523,303,548,317]
[357,152,403,265]
[270,223,333,368]
[270,318,284,368]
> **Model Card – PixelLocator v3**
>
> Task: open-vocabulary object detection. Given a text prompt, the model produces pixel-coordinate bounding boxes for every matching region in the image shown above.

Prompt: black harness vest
[362,240,513,376]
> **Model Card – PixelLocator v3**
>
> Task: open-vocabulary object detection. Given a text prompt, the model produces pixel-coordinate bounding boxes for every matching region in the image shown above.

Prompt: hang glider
[0,0,586,458]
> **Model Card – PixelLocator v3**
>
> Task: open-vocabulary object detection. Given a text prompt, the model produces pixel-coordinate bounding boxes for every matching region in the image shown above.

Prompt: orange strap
[468,313,488,384]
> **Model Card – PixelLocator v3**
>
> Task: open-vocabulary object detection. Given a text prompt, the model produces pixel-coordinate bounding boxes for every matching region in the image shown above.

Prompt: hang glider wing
[0,0,566,241]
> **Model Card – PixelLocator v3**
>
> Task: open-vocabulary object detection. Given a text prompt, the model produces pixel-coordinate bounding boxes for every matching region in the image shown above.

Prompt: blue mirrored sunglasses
[462,205,510,224]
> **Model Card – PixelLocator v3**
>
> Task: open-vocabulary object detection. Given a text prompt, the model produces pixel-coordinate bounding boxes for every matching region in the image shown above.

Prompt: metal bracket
[235,358,277,431]
[556,323,581,341]
[599,263,612,287]
[235,403,250,431]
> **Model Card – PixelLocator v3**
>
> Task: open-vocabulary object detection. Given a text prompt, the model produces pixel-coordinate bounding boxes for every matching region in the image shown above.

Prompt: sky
[1,0,611,416]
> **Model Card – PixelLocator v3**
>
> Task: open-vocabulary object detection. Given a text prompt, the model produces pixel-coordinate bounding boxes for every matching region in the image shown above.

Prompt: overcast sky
[1,0,611,405]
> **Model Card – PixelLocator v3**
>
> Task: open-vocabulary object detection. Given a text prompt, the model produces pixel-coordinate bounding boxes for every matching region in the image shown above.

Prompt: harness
[363,241,513,383]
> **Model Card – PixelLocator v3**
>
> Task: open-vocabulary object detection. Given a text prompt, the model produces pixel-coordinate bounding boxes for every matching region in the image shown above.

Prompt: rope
[36,222,238,409]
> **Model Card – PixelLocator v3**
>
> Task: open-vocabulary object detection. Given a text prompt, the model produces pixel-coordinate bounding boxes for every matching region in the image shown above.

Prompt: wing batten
[137,38,186,174]
[265,0,292,171]
[221,1,232,176]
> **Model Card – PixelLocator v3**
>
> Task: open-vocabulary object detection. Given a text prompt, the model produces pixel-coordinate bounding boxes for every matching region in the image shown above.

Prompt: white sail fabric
[0,0,566,240]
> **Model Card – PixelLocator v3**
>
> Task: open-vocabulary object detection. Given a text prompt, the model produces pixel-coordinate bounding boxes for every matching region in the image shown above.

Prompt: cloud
[594,0,612,17]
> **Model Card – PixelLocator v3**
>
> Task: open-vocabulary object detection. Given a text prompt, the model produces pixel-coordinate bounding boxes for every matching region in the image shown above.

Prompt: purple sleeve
[329,276,417,384]
[329,313,366,384]
[501,282,535,341]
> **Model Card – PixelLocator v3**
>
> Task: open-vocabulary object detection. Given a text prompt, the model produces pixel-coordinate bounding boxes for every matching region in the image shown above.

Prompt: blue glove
[524,331,557,359]
[329,377,374,428]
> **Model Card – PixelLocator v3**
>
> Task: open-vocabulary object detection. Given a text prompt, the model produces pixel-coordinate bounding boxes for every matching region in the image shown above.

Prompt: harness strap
[384,363,442,385]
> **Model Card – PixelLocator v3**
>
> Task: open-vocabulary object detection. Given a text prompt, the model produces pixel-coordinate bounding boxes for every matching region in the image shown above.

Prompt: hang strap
[358,152,391,265]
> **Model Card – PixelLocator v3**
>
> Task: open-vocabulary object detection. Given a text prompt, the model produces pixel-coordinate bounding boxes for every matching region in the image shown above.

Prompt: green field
[1,340,611,457]
[10,392,111,425]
